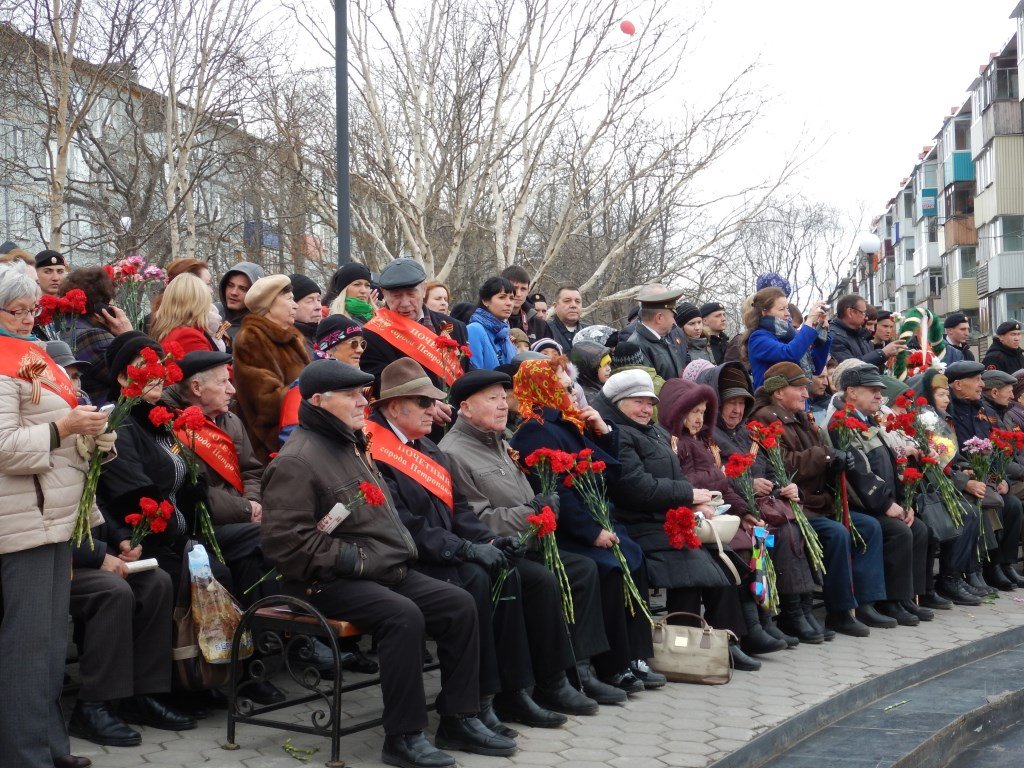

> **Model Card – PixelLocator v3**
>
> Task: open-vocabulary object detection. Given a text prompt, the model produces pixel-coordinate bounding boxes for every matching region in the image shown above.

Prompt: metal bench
[223,594,438,766]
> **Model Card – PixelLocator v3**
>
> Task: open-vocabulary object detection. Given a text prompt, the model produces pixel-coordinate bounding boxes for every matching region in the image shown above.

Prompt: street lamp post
[858,232,881,306]
[336,0,351,266]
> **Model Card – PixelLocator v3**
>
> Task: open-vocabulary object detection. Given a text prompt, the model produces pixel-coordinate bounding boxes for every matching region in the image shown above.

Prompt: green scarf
[345,295,374,322]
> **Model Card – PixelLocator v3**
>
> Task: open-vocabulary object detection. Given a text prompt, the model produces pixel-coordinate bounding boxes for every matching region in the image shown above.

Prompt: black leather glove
[843,450,858,473]
[492,535,527,560]
[460,541,508,576]
[528,493,560,516]
[176,473,210,522]
[830,449,848,471]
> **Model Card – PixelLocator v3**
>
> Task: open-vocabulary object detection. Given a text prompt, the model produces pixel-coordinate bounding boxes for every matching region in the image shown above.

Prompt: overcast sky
[689,1,1018,227]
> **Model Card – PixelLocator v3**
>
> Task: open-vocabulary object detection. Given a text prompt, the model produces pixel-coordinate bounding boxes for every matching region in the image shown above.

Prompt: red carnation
[173,405,206,432]
[578,449,594,459]
[61,288,87,314]
[149,518,168,533]
[358,481,386,506]
[664,506,700,550]
[139,497,159,517]
[563,475,575,488]
[140,347,159,365]
[590,460,607,473]
[526,506,558,537]
[158,500,174,519]
[163,362,183,385]
[164,341,186,360]
[148,406,174,428]
[124,513,143,526]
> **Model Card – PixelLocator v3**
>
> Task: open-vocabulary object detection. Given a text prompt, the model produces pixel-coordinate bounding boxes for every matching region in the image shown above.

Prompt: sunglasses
[414,396,436,409]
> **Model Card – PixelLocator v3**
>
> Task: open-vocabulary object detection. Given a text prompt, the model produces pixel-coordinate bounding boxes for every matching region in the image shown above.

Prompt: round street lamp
[858,232,881,255]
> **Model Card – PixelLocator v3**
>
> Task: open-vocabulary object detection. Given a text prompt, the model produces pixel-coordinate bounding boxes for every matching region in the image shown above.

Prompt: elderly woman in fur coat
[232,275,310,461]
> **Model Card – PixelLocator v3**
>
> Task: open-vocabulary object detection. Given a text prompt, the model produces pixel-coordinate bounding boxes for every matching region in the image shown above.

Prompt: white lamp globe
[858,232,881,255]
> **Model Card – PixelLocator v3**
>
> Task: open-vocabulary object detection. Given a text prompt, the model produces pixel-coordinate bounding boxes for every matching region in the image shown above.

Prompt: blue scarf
[0,328,36,341]
[758,316,817,379]
[470,307,516,364]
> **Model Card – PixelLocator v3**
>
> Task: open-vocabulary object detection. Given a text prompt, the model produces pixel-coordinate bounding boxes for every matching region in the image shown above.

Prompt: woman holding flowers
[97,332,233,596]
[748,362,888,639]
[701,361,821,645]
[510,358,655,695]
[595,369,772,672]
[0,262,111,768]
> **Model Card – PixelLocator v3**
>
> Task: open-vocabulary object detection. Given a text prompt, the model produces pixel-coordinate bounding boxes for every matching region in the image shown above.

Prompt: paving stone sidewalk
[68,596,1024,768]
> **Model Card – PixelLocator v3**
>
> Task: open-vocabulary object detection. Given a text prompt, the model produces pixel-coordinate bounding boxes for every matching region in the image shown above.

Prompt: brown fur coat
[232,313,310,461]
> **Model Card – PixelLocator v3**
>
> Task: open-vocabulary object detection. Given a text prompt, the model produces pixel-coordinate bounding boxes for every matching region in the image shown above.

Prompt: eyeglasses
[849,307,867,316]
[1,304,42,320]
[346,338,367,350]
[414,396,436,409]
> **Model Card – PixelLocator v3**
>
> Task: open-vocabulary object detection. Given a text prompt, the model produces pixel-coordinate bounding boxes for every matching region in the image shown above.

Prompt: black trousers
[665,585,746,638]
[310,570,479,735]
[996,493,1024,565]
[591,567,654,677]
[69,567,173,701]
[875,514,930,602]
[538,549,609,662]
[512,559,576,682]
[214,522,276,608]
[934,505,980,578]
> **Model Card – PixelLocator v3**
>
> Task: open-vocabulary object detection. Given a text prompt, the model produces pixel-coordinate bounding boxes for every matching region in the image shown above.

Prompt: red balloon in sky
[620,20,636,35]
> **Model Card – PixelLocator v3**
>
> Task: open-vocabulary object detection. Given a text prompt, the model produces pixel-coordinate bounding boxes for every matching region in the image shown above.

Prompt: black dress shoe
[598,670,645,694]
[629,659,667,689]
[242,680,287,706]
[340,637,380,674]
[965,571,998,596]
[936,576,983,606]
[477,697,518,739]
[573,662,626,704]
[119,695,196,731]
[855,603,898,628]
[382,732,455,768]
[826,611,870,637]
[1000,563,1024,588]
[494,690,566,728]
[919,591,953,610]
[533,674,599,715]
[877,601,919,626]
[900,600,934,621]
[728,643,761,672]
[54,756,92,768]
[288,638,355,679]
[69,700,141,747]
[984,565,1016,591]
[434,715,517,756]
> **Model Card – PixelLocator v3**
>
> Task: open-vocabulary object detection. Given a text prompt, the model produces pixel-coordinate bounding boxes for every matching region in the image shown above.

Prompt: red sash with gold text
[0,336,78,408]
[364,420,454,510]
[364,308,461,386]
[175,418,245,494]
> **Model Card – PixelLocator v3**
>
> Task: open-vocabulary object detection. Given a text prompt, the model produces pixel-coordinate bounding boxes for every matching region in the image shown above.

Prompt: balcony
[916,188,938,219]
[944,217,977,248]
[943,151,975,184]
[971,101,1024,157]
[947,278,979,310]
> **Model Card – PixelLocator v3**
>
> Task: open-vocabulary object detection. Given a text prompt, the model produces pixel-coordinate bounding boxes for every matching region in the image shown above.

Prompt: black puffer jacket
[828,318,886,370]
[593,392,729,589]
[982,338,1024,376]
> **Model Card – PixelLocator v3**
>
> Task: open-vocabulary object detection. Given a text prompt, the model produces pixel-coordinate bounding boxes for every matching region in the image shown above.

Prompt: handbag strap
[705,516,742,585]
[658,611,712,629]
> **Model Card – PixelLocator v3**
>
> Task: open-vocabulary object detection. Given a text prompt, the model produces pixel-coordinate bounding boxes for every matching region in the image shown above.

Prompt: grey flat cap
[982,369,1017,388]
[377,258,427,289]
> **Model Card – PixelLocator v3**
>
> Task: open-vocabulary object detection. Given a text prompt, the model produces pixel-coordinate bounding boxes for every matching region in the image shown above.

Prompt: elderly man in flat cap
[440,369,631,709]
[748,362,887,638]
[947,360,1024,591]
[628,284,689,380]
[826,364,932,627]
[367,359,569,738]
[360,258,471,440]
[983,320,1024,375]
[262,359,510,768]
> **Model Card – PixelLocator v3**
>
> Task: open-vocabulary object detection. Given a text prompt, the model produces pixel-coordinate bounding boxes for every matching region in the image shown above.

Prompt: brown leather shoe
[54,755,92,768]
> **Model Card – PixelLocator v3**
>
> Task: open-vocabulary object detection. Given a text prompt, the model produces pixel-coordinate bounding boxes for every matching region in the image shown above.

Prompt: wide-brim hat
[374,358,447,405]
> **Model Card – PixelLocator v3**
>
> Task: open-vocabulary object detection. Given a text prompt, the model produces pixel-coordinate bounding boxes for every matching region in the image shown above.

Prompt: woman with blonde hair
[150,273,216,355]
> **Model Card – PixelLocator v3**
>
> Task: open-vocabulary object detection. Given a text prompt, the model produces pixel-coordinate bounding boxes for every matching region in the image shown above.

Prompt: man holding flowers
[440,368,619,712]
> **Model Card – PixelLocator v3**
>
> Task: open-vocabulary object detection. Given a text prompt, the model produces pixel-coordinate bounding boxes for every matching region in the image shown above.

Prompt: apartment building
[842,3,1024,353]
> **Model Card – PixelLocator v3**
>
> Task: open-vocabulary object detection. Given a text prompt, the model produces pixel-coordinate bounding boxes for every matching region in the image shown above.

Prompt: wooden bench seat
[253,606,362,638]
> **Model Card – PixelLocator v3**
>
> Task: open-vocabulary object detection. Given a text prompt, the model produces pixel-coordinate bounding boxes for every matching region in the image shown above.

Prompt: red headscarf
[513,358,586,433]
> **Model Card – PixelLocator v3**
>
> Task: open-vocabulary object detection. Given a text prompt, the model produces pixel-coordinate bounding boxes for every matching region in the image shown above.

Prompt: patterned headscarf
[513,358,586,433]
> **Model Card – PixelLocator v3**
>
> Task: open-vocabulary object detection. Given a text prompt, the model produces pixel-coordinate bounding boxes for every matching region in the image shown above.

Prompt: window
[1007,291,1024,324]
[903,191,914,218]
[929,268,944,296]
[995,62,1019,100]
[959,247,978,279]
[1001,215,1024,252]
[928,218,939,243]
[955,120,971,151]
[944,187,974,217]
[907,289,917,306]
[976,148,993,189]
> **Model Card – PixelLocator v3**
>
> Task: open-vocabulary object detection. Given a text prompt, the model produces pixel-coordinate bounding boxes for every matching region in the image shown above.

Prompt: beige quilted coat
[0,371,102,555]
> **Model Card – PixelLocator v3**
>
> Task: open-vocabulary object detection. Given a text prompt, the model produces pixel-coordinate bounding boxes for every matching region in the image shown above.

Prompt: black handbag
[915,490,966,543]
